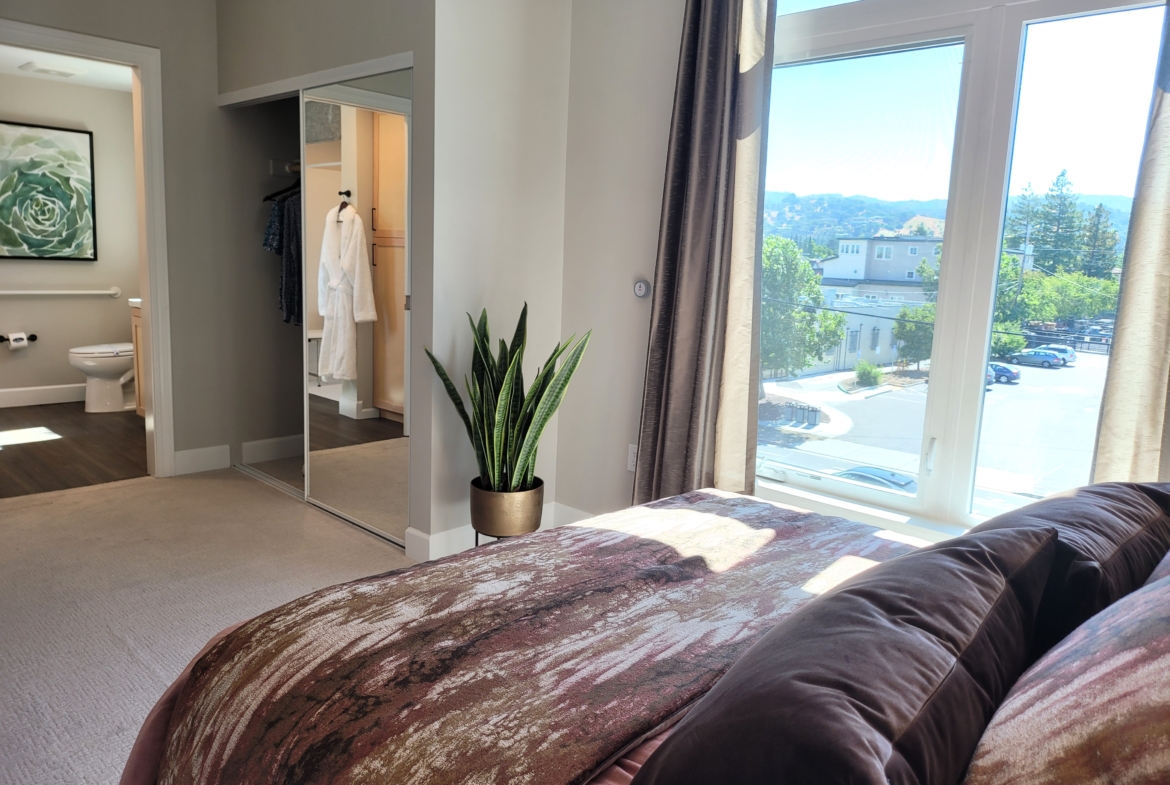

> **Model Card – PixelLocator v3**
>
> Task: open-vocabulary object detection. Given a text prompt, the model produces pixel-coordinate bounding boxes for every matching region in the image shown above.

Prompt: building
[821,235,942,304]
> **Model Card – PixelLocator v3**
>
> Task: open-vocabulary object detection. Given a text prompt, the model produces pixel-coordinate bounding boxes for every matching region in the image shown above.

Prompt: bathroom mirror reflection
[302,68,412,545]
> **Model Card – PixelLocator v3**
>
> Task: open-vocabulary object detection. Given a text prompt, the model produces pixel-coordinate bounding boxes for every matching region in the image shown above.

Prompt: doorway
[0,28,170,496]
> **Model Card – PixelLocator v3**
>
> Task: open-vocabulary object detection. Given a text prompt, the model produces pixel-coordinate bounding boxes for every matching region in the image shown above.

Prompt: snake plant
[425,304,590,493]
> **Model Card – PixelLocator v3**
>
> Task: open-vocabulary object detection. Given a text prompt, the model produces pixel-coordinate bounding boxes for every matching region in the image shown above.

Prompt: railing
[0,287,122,298]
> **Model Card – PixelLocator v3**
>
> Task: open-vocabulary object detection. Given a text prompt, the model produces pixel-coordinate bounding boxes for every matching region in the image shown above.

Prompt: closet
[240,69,413,548]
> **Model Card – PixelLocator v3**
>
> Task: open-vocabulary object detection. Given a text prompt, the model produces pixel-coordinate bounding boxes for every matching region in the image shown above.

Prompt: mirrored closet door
[301,69,412,545]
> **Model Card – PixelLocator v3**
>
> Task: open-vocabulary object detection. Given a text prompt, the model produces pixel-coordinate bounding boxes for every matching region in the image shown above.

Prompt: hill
[763,193,948,244]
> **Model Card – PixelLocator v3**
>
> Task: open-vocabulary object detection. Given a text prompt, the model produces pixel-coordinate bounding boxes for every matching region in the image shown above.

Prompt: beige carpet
[308,438,409,542]
[0,470,412,785]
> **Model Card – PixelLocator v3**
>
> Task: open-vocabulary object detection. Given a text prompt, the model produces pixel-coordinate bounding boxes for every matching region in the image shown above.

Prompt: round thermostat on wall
[634,280,651,298]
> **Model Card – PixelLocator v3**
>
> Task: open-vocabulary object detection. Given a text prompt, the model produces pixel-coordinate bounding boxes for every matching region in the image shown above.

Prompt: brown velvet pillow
[969,482,1170,656]
[963,574,1170,785]
[630,527,1057,785]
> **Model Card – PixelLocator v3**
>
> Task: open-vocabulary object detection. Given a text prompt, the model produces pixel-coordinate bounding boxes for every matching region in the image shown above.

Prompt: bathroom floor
[0,402,148,498]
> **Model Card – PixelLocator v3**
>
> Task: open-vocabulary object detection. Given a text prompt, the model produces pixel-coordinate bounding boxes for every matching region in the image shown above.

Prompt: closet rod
[0,287,122,298]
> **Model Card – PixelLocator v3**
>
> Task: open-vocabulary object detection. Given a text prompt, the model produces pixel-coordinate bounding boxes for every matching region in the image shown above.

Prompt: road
[759,352,1109,516]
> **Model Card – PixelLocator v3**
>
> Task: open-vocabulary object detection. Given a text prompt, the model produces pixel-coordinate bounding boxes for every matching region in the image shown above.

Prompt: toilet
[68,343,135,413]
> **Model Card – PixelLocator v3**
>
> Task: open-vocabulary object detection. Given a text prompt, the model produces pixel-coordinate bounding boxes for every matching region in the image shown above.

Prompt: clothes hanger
[263,181,300,202]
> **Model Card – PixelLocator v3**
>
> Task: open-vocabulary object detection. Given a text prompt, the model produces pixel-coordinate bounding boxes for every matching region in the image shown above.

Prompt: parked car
[833,467,918,494]
[1008,349,1063,368]
[986,367,994,387]
[989,363,1020,383]
[1035,344,1076,365]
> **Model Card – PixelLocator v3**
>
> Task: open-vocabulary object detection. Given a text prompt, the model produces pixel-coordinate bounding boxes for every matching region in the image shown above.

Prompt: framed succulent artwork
[0,121,97,260]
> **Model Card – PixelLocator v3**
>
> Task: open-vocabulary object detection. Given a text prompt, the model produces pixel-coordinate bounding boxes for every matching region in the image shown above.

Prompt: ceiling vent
[18,61,86,78]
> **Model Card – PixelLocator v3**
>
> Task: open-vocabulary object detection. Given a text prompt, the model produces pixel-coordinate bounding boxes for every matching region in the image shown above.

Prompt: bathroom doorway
[0,24,172,496]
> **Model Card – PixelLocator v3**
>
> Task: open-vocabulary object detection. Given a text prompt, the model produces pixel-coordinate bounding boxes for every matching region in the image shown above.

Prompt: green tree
[917,258,939,301]
[893,303,936,370]
[760,236,846,378]
[912,222,931,236]
[1078,203,1121,279]
[990,325,1027,358]
[1004,184,1041,256]
[1035,171,1084,272]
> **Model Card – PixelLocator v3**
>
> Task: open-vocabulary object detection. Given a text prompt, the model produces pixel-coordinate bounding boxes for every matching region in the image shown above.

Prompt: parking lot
[759,351,1109,517]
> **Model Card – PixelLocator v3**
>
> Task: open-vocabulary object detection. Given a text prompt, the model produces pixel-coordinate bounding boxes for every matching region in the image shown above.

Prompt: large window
[755,0,1166,528]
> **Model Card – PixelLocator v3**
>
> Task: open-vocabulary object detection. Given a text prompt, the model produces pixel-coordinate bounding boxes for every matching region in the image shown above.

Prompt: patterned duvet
[159,490,914,785]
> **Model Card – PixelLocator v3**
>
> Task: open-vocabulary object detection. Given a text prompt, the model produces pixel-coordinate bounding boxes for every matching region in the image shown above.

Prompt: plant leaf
[493,351,522,491]
[425,348,473,444]
[511,332,591,490]
[509,303,528,360]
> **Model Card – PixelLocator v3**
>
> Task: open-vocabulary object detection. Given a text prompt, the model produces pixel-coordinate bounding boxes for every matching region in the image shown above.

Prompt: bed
[124,489,916,785]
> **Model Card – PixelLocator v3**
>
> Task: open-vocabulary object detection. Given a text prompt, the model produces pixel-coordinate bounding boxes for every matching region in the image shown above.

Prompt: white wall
[420,0,572,558]
[0,72,138,391]
[553,0,686,517]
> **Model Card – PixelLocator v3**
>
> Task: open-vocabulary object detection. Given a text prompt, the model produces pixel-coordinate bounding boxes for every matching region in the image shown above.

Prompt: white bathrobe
[317,205,377,381]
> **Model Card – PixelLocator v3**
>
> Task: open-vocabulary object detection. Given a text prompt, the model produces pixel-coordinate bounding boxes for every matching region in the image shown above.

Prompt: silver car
[1036,344,1076,365]
[1008,349,1063,368]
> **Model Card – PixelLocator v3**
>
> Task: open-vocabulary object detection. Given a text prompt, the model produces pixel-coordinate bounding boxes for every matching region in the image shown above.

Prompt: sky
[765,4,1165,201]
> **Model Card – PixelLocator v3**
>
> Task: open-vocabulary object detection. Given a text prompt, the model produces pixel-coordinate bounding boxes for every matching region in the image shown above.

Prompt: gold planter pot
[469,477,544,538]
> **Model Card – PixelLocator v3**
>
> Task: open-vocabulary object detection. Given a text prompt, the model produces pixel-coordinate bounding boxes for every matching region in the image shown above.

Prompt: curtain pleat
[1093,13,1170,483]
[634,0,775,504]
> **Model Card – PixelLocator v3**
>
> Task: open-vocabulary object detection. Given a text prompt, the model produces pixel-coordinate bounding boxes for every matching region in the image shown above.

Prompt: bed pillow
[963,575,1170,785]
[968,482,1170,655]
[630,527,1057,785]
[1145,548,1170,586]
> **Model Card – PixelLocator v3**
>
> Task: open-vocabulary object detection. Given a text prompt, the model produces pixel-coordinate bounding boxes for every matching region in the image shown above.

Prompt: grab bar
[0,287,121,298]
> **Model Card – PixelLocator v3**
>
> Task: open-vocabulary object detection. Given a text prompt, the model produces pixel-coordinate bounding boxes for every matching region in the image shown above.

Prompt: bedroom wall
[554,0,687,518]
[0,0,309,470]
[215,0,439,548]
[425,0,572,559]
[0,72,138,393]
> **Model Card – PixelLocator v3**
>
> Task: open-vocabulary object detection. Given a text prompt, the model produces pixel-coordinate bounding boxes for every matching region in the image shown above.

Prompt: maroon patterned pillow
[963,575,1170,785]
[1145,549,1170,586]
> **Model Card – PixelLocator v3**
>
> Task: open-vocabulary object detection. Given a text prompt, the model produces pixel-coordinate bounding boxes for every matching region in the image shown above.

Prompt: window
[757,42,961,501]
[754,0,1165,528]
[970,5,1160,519]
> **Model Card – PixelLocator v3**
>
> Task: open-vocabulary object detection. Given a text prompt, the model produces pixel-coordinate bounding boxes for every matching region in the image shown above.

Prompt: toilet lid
[70,342,134,358]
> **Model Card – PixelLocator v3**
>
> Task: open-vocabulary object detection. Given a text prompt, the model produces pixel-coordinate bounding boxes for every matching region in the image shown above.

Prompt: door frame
[0,17,176,476]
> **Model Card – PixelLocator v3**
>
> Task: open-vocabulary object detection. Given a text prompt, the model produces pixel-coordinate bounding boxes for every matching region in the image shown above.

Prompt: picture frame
[0,120,97,260]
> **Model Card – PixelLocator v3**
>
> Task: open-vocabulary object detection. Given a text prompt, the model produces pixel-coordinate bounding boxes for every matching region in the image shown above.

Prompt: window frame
[756,0,1160,528]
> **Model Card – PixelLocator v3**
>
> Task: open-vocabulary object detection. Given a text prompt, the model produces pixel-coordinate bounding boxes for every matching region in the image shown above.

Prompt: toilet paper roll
[7,332,28,350]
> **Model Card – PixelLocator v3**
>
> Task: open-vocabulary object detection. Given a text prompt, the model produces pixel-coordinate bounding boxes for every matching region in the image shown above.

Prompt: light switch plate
[627,444,638,473]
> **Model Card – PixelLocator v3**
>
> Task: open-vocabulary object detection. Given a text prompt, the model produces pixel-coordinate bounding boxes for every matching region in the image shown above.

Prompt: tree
[917,258,939,301]
[893,303,936,370]
[912,222,931,236]
[1035,171,1083,272]
[1079,203,1121,279]
[760,236,846,378]
[1004,184,1041,257]
[990,325,1027,358]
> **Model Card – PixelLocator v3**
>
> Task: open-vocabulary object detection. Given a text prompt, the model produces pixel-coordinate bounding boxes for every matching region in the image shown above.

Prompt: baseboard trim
[0,383,86,408]
[339,398,380,420]
[241,434,304,464]
[174,444,231,475]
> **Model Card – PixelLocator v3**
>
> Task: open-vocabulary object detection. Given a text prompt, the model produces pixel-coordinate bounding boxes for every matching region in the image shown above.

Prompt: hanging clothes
[261,189,303,325]
[279,191,303,326]
[318,204,376,381]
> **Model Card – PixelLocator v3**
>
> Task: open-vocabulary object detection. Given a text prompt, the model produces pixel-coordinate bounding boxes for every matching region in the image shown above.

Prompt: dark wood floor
[309,393,404,451]
[0,402,148,498]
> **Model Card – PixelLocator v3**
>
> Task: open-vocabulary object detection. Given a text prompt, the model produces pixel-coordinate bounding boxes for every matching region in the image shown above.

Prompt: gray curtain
[1094,11,1170,482]
[634,0,775,504]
